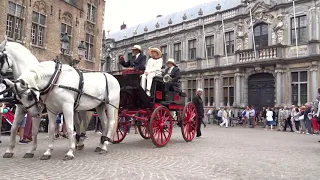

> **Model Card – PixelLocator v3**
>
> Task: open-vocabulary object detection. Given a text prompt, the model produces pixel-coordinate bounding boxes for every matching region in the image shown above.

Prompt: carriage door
[248,73,275,112]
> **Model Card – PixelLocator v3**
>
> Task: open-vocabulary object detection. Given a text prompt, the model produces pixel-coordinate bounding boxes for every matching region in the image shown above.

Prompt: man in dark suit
[163,58,180,91]
[192,88,204,138]
[119,45,146,71]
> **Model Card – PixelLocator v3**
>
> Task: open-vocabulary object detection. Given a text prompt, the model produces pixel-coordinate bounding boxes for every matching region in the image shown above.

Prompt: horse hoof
[94,147,102,152]
[99,149,108,154]
[40,155,51,160]
[63,155,74,161]
[3,153,14,158]
[76,144,84,151]
[23,153,34,158]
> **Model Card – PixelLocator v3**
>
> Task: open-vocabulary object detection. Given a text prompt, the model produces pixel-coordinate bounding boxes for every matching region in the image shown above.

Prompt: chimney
[120,22,127,30]
[156,15,162,18]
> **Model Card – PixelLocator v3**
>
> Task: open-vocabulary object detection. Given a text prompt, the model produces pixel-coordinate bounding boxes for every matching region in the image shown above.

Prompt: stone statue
[272,13,284,44]
[236,22,247,51]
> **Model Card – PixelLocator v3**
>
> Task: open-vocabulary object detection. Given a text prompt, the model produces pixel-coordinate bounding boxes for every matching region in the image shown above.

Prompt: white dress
[141,58,163,93]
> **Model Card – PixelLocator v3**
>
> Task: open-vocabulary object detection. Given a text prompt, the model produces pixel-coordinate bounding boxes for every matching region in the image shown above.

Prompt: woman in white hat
[164,58,181,91]
[141,47,163,96]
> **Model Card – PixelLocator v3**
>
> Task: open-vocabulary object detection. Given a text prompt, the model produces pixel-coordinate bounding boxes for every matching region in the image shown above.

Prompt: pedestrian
[55,113,67,139]
[293,107,300,132]
[261,107,267,128]
[298,106,306,134]
[23,113,33,142]
[219,107,228,128]
[283,107,294,132]
[17,114,28,144]
[205,109,212,124]
[192,88,204,138]
[304,103,312,135]
[217,108,222,125]
[265,107,274,130]
[249,106,255,128]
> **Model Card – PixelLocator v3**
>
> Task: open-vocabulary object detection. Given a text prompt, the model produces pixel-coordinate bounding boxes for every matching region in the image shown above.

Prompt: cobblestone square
[1,125,320,180]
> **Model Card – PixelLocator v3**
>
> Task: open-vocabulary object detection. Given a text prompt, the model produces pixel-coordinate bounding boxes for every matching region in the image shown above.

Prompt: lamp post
[60,33,87,67]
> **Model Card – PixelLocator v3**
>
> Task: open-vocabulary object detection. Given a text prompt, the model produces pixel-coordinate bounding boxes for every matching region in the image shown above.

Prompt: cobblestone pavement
[1,125,320,180]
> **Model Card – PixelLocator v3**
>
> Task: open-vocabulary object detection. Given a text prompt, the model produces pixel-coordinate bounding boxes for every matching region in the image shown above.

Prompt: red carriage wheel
[119,91,133,107]
[181,102,198,142]
[138,120,151,139]
[149,106,173,147]
[113,115,129,144]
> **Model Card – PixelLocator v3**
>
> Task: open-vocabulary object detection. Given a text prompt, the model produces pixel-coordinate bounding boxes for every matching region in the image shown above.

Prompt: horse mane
[18,61,73,89]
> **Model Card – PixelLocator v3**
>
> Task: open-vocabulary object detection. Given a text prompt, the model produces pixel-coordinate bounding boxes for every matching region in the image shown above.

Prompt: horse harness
[13,60,113,111]
[0,49,11,75]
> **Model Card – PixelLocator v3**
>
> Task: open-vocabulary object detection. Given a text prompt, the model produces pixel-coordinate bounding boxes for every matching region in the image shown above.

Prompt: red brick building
[0,0,105,71]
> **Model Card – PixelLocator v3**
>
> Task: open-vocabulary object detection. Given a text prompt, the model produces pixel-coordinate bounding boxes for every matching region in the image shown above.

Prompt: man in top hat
[119,45,146,71]
[163,58,181,91]
[141,47,163,96]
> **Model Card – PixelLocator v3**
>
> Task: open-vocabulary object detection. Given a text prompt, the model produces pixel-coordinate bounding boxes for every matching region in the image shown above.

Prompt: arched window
[254,23,268,48]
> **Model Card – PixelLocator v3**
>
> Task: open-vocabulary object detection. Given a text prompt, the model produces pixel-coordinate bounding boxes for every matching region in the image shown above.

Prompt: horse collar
[39,61,62,95]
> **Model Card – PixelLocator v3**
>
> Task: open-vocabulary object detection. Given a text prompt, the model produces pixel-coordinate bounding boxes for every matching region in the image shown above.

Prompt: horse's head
[4,78,42,117]
[0,36,11,76]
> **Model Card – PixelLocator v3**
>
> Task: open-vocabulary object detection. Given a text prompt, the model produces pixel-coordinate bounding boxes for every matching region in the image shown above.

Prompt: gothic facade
[104,0,320,111]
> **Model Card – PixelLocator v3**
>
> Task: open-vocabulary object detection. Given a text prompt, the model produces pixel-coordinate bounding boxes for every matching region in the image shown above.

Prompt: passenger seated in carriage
[163,58,181,91]
[119,45,146,71]
[141,47,163,96]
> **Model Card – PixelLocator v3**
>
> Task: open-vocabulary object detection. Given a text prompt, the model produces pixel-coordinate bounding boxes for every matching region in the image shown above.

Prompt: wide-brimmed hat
[197,88,203,92]
[132,45,142,51]
[166,58,176,65]
[148,47,162,58]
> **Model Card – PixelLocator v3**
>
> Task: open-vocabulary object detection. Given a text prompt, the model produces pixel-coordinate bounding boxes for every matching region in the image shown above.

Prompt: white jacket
[145,58,163,74]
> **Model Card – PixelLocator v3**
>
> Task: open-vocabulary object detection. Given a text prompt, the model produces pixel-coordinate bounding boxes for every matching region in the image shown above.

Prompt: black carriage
[112,70,198,147]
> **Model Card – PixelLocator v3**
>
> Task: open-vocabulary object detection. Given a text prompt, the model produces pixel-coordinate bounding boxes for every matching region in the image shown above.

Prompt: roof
[108,0,242,41]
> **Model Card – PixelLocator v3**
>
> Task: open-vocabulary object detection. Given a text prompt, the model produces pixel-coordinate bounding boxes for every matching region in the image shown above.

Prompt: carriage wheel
[113,115,129,144]
[119,91,133,107]
[138,120,151,139]
[181,102,198,142]
[149,106,173,147]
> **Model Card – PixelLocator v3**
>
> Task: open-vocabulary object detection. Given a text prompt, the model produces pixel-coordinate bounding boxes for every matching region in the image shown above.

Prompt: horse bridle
[12,60,62,111]
[0,49,12,75]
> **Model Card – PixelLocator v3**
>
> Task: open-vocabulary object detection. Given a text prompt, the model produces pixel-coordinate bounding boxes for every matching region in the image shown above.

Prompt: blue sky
[104,0,217,32]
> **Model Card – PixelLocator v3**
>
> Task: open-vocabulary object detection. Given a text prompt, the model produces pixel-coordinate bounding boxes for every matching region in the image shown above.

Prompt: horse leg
[106,101,119,149]
[23,117,41,158]
[62,105,75,160]
[96,105,109,153]
[40,111,56,160]
[3,105,25,158]
[74,111,83,150]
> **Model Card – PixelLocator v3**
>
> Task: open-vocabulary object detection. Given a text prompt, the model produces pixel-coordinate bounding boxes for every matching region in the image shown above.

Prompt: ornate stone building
[0,0,105,71]
[105,0,320,111]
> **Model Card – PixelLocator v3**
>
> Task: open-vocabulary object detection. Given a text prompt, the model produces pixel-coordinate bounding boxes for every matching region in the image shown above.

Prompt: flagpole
[222,16,228,65]
[293,0,299,57]
[248,2,257,59]
[202,23,208,66]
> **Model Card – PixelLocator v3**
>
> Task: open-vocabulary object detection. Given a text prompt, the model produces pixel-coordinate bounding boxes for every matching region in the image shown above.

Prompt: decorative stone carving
[33,0,47,14]
[246,12,274,25]
[155,22,160,28]
[62,12,73,25]
[198,8,203,16]
[236,22,248,51]
[144,26,148,32]
[182,13,187,21]
[168,18,172,25]
[272,13,284,45]
[85,22,95,33]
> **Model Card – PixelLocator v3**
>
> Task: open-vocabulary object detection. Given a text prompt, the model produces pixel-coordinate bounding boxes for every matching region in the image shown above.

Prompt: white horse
[0,38,92,158]
[4,61,120,160]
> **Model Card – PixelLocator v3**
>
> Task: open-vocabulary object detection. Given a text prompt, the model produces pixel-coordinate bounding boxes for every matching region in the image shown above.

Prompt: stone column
[310,63,318,101]
[214,75,220,108]
[235,72,242,107]
[240,74,246,107]
[275,69,282,107]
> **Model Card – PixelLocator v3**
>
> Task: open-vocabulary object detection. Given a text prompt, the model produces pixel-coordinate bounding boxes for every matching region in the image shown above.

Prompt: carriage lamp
[78,41,87,60]
[61,32,70,54]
